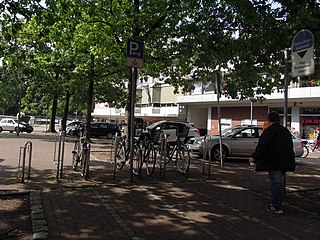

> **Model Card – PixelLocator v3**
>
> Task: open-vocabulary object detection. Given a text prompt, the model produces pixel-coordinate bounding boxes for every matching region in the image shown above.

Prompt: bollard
[17,141,33,183]
[55,131,66,181]
[113,136,118,180]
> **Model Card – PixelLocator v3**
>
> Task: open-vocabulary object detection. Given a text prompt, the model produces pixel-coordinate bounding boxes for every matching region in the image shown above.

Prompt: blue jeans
[268,170,285,209]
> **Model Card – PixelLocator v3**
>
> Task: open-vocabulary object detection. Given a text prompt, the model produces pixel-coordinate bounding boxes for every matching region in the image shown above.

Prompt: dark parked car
[18,121,34,133]
[90,122,121,139]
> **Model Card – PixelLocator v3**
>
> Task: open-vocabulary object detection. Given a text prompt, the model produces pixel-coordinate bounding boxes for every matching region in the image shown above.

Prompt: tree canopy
[1,0,320,124]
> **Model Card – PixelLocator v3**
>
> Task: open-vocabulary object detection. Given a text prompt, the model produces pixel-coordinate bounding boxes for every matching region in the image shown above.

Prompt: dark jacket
[253,122,295,172]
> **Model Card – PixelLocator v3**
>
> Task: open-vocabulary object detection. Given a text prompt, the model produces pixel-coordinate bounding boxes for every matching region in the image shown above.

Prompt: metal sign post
[215,71,223,168]
[284,48,290,128]
[129,68,137,182]
[126,39,144,182]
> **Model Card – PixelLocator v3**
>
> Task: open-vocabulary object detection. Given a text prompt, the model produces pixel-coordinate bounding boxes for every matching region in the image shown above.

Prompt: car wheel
[211,145,228,161]
[107,133,114,139]
[0,127,2,133]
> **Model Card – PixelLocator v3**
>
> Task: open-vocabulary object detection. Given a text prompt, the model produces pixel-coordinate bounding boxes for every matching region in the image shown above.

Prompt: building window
[221,118,232,130]
[203,81,215,92]
[152,86,161,103]
[269,107,292,114]
[301,108,320,114]
[241,119,257,125]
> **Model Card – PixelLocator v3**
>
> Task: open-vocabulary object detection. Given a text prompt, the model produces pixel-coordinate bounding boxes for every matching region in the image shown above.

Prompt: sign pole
[284,48,290,128]
[283,48,291,198]
[129,67,137,183]
[215,71,223,168]
[126,38,144,182]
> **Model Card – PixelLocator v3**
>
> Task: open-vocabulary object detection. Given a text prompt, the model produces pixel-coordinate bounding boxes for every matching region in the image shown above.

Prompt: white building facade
[93,77,320,139]
[177,84,320,139]
[93,77,187,126]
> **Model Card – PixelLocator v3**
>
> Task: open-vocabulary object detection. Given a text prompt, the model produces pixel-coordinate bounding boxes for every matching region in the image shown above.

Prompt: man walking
[252,112,295,214]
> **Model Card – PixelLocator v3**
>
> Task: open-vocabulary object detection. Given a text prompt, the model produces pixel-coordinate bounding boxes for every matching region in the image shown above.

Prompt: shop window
[221,118,232,130]
[269,107,292,114]
[301,108,320,114]
[241,119,257,125]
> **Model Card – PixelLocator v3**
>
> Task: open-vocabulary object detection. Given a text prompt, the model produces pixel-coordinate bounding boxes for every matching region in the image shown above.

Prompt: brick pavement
[1,129,320,240]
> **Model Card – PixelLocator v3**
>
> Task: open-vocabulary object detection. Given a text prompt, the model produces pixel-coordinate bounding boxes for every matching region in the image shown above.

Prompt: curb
[0,190,49,240]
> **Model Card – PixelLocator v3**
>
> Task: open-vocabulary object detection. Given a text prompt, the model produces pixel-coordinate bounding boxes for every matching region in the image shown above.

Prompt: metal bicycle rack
[17,141,33,183]
[112,136,118,180]
[158,132,168,177]
[54,131,66,181]
[198,135,213,177]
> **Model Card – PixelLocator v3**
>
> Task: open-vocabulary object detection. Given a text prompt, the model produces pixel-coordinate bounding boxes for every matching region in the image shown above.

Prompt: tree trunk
[49,95,58,133]
[86,54,95,139]
[61,90,70,132]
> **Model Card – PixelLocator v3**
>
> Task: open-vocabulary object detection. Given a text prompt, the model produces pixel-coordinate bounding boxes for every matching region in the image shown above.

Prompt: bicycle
[71,126,86,171]
[139,131,157,176]
[114,129,159,177]
[71,126,91,180]
[155,131,168,175]
[156,125,191,174]
[114,132,144,176]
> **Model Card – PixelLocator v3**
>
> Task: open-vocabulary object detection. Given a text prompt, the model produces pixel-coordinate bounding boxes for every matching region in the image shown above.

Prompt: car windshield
[213,126,246,137]
[147,122,161,129]
[220,127,241,137]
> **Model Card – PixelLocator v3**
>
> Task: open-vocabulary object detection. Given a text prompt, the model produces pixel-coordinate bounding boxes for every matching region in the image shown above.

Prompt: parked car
[66,121,120,139]
[90,122,121,139]
[146,121,200,143]
[187,125,304,161]
[66,121,84,136]
[0,118,33,133]
[18,121,34,133]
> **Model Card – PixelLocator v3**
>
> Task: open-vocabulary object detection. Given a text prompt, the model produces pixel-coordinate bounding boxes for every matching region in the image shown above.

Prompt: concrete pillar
[291,106,300,134]
[207,107,212,135]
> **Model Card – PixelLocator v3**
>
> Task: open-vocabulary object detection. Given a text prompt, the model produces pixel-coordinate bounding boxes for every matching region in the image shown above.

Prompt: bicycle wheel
[132,146,143,176]
[155,133,168,171]
[72,140,81,170]
[145,146,156,176]
[155,143,166,170]
[176,145,191,173]
[301,145,309,158]
[115,144,126,170]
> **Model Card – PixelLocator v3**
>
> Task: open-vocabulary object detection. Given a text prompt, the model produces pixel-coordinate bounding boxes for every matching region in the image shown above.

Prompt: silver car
[146,121,200,143]
[0,118,20,133]
[0,118,33,133]
[187,125,304,161]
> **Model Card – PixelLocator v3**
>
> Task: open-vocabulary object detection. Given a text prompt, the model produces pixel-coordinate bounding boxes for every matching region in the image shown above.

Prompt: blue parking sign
[126,39,144,59]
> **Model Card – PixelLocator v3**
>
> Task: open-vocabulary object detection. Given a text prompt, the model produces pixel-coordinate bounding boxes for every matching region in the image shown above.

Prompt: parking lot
[1,127,320,239]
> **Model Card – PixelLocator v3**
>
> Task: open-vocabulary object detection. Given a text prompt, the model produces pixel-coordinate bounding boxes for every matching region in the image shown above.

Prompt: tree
[1,0,320,123]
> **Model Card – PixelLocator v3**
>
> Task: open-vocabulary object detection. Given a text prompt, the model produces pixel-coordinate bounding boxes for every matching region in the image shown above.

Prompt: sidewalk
[1,131,320,240]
